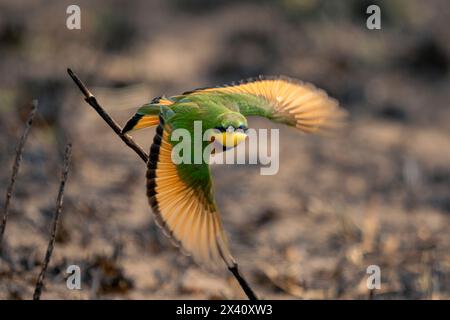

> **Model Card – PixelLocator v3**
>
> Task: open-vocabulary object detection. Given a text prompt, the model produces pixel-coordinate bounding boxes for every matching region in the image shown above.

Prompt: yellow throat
[210,131,248,148]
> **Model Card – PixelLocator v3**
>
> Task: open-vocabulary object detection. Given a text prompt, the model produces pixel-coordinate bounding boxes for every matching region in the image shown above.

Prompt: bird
[122,75,346,269]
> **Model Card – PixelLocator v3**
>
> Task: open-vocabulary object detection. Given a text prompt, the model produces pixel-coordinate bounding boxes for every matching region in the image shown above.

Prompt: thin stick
[67,68,259,300]
[33,143,72,300]
[229,263,258,300]
[0,100,38,250]
[67,68,148,163]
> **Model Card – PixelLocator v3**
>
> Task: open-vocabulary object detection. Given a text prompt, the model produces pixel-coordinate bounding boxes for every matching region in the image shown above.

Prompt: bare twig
[67,68,259,300]
[0,100,38,251]
[33,143,72,300]
[229,263,258,300]
[67,68,148,163]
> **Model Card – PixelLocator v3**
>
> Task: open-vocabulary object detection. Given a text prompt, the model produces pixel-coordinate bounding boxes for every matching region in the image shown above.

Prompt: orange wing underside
[146,120,234,269]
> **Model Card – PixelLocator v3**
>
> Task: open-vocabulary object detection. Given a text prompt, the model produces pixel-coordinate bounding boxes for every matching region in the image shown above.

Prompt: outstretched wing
[147,117,235,269]
[184,76,346,134]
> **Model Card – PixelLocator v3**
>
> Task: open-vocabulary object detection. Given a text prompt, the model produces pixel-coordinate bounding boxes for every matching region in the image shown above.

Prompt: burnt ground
[0,0,449,299]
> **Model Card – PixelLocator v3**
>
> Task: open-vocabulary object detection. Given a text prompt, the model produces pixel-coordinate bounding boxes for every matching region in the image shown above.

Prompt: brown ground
[0,0,449,299]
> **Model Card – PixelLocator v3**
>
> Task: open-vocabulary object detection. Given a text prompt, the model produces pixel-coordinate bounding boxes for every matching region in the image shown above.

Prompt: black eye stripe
[214,125,248,132]
[214,126,226,132]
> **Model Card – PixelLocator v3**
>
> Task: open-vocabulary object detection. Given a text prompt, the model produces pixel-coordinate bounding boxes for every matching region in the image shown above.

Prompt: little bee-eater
[123,76,346,269]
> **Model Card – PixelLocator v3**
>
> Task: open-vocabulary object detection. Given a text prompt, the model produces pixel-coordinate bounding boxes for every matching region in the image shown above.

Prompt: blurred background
[0,0,449,299]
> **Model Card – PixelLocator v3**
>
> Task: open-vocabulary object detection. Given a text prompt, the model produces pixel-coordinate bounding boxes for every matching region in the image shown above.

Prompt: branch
[229,263,258,300]
[0,100,38,251]
[67,68,148,163]
[67,68,258,300]
[33,143,72,300]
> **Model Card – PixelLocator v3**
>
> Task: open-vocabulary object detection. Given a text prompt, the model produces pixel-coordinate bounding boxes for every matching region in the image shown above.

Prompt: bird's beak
[211,131,248,148]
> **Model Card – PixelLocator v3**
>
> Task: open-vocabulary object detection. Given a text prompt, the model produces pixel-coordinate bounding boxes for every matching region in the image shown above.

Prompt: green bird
[122,76,346,269]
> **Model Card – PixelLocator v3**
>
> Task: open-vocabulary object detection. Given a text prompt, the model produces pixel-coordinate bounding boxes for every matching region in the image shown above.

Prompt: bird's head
[209,112,248,148]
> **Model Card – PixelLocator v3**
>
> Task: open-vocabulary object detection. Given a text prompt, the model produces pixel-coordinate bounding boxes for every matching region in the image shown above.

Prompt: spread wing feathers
[146,117,235,269]
[185,75,346,134]
[122,96,173,133]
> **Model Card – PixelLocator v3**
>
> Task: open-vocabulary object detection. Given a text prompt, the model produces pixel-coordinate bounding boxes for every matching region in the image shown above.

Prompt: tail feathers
[122,96,174,134]
[122,114,160,134]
